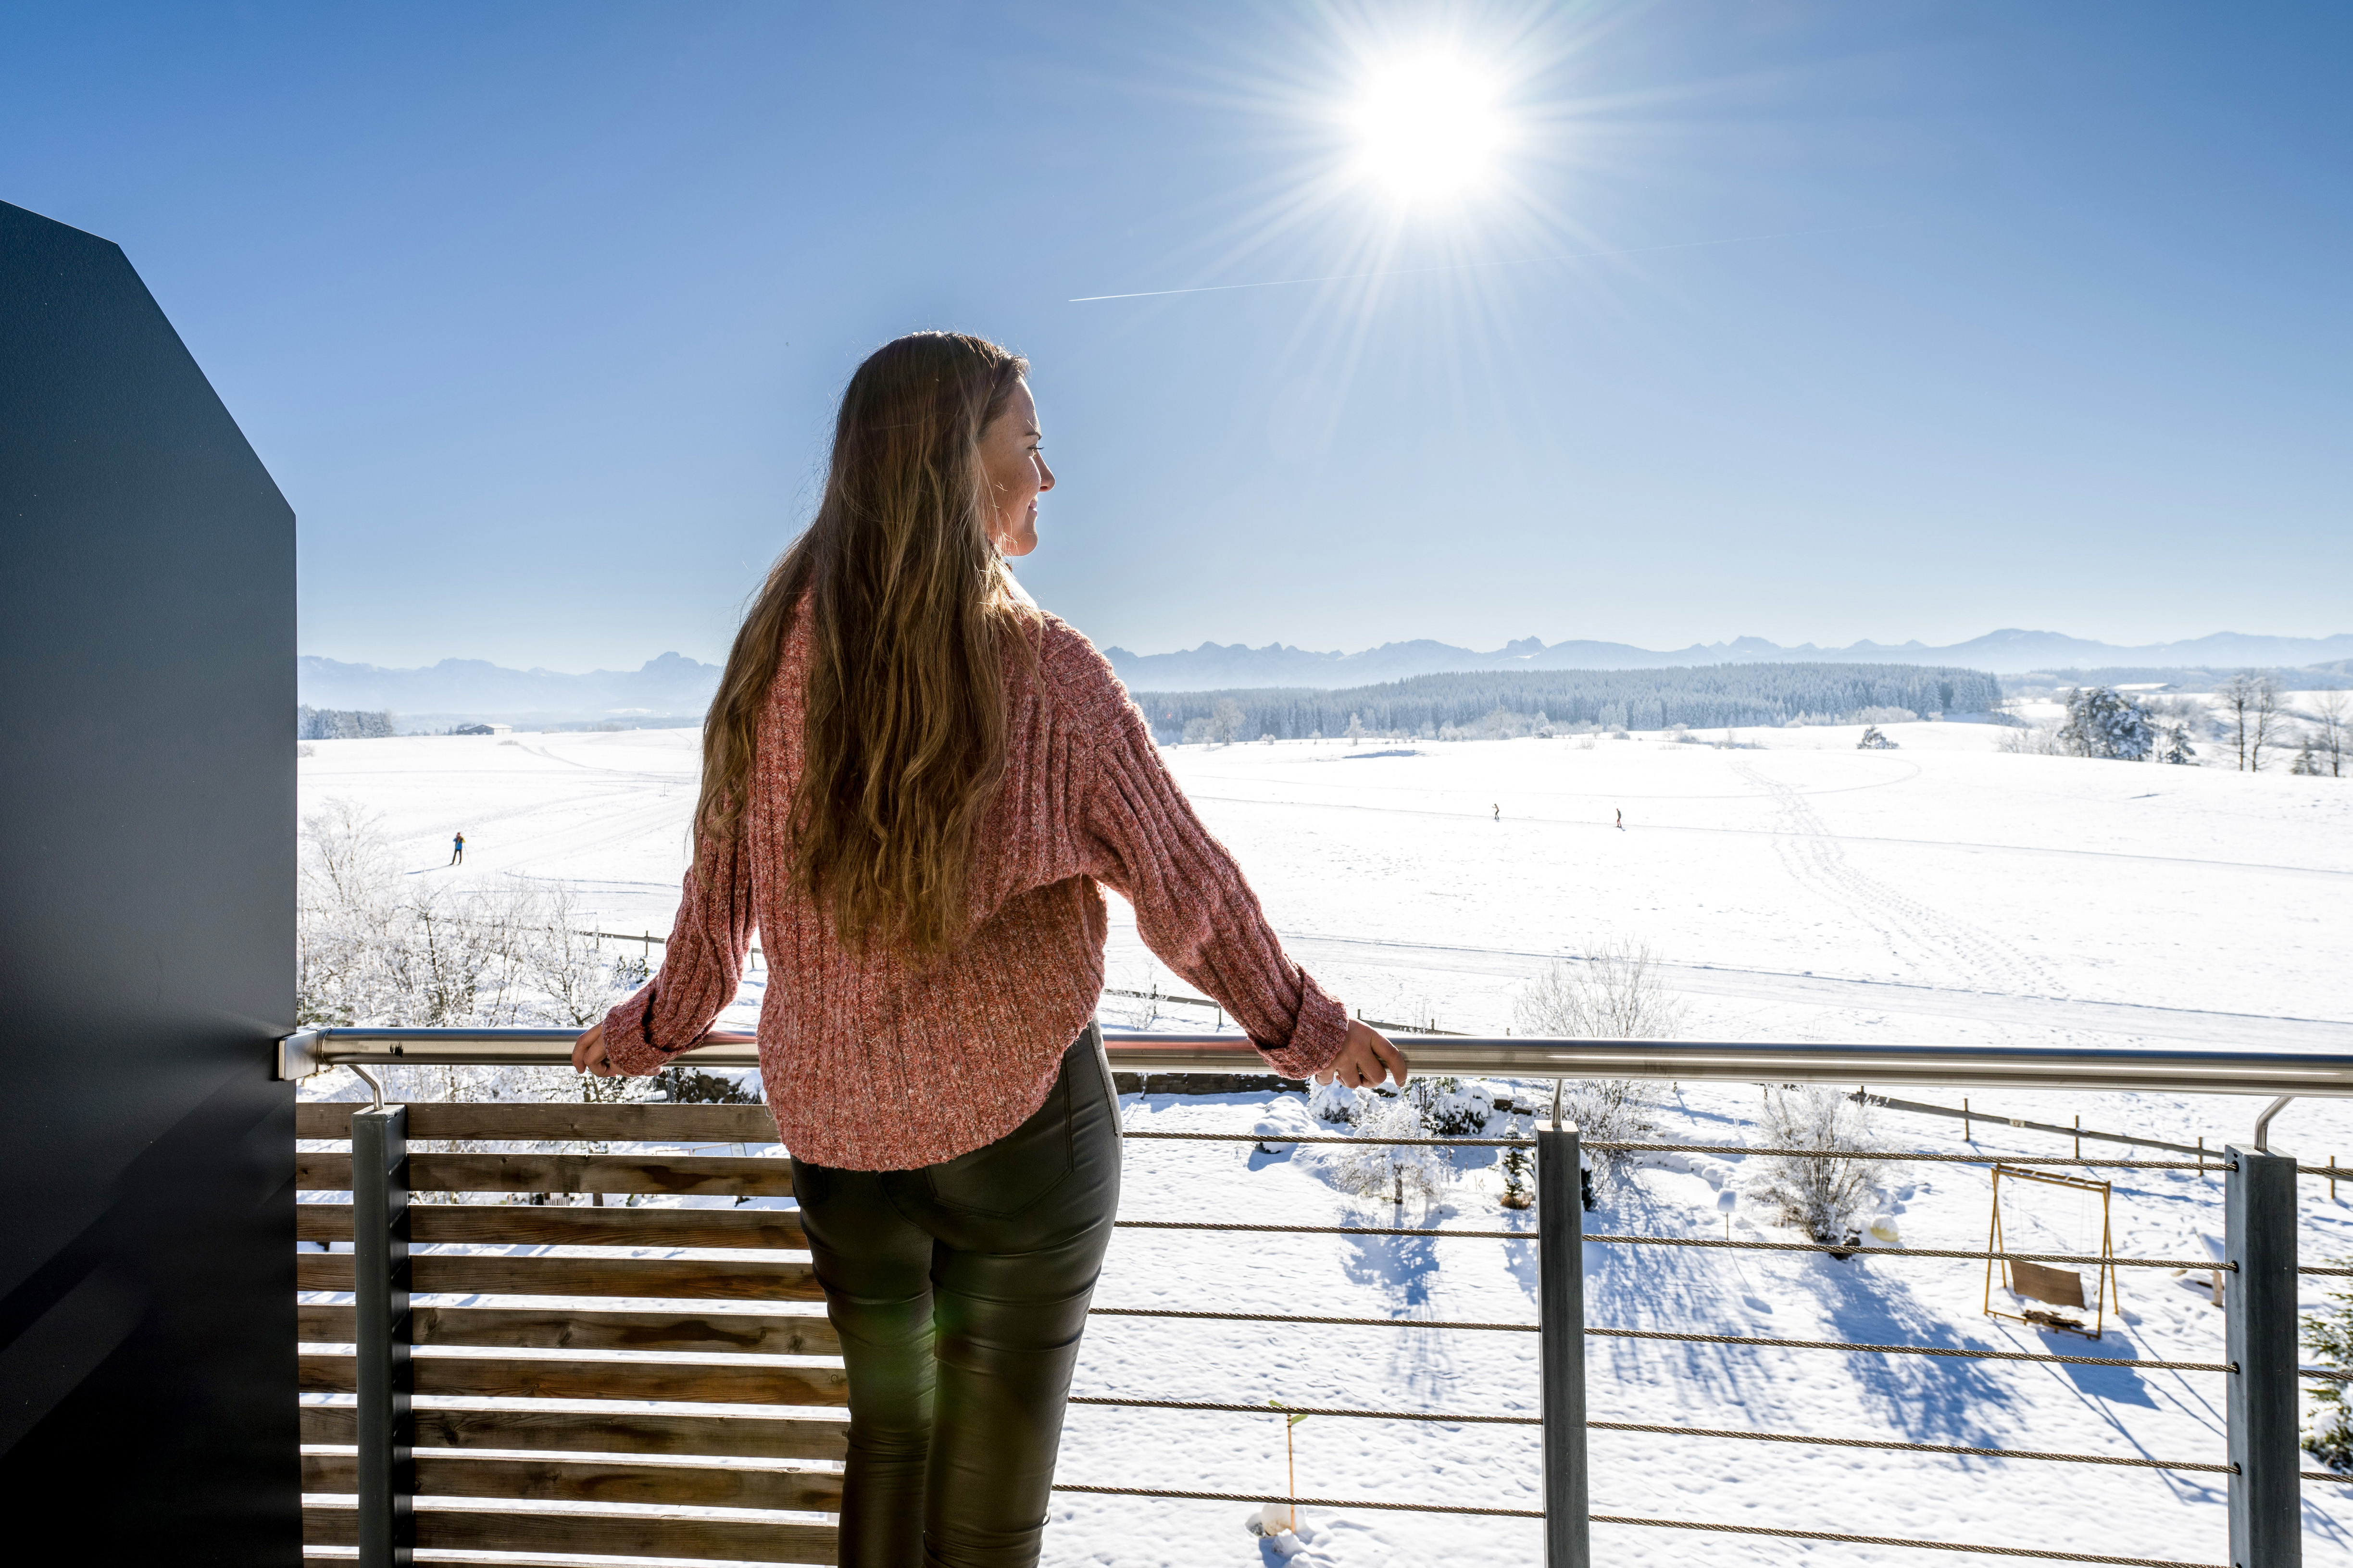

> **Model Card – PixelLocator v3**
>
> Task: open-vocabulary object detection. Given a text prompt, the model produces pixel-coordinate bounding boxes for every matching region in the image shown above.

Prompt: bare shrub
[1513,940,1678,1184]
[1750,1087,1884,1247]
[528,880,623,1027]
[1514,937,1687,1039]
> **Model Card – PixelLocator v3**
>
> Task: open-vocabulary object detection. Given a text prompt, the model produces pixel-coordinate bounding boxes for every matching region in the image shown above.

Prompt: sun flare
[1350,55,1504,204]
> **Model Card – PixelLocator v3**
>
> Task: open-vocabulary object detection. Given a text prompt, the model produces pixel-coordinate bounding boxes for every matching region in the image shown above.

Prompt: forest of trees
[1134,662,2003,744]
[299,705,396,739]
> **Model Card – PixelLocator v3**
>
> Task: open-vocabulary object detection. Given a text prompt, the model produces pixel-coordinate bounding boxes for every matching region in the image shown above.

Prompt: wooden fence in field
[297,1100,843,1564]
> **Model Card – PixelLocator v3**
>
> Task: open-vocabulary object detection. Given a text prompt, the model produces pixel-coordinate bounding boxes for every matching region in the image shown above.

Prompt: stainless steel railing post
[2225,1143,2299,1568]
[351,1104,414,1567]
[1538,1123,1590,1568]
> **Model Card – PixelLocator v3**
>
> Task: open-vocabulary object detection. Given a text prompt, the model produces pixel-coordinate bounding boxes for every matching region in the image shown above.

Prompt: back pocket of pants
[924,1072,1075,1218]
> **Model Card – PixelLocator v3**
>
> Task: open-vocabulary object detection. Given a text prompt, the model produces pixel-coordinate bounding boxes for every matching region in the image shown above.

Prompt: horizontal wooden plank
[301,1404,848,1460]
[299,1152,794,1196]
[298,1102,779,1143]
[302,1502,834,1562]
[298,1253,822,1301]
[299,1202,806,1249]
[301,1451,842,1512]
[300,1303,839,1357]
[301,1352,848,1406]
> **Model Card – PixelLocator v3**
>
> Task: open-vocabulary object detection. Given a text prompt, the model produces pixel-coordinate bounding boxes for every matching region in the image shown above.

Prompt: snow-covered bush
[1252,1095,1319,1153]
[299,798,626,1032]
[1750,1087,1884,1247]
[1848,706,1918,725]
[2305,1264,2353,1472]
[1998,722,2065,756]
[1856,725,1899,750]
[2058,687,2155,761]
[1555,1079,1656,1185]
[1309,1077,1367,1126]
[2157,723,2198,765]
[1514,937,1688,1040]
[1407,1076,1493,1135]
[1326,1095,1450,1209]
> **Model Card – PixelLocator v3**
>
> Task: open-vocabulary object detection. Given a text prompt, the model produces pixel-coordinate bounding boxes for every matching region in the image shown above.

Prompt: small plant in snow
[1750,1087,1884,1249]
[1856,725,1899,750]
[1326,1096,1450,1209]
[2303,1263,2353,1472]
[1499,1117,1533,1209]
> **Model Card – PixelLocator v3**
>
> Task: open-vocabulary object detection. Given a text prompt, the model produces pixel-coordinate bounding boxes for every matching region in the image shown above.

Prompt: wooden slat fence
[296,1099,841,1565]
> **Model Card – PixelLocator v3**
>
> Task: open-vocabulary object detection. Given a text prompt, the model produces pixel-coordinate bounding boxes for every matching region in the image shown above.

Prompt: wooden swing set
[1983,1164,2120,1340]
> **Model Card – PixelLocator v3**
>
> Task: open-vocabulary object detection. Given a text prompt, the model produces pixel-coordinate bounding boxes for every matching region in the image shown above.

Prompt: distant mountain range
[1102,628,2353,690]
[299,628,2353,721]
[299,652,722,725]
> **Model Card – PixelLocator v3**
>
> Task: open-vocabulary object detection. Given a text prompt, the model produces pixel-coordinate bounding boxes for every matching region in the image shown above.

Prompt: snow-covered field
[299,717,2353,1564]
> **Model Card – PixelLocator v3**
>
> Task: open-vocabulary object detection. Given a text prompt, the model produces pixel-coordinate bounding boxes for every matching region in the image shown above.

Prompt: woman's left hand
[572,1021,615,1077]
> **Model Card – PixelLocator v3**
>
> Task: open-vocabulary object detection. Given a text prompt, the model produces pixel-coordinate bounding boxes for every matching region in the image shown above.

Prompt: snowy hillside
[295,713,2353,1562]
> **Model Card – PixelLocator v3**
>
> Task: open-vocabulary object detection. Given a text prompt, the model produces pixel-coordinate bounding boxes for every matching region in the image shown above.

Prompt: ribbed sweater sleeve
[602,831,755,1076]
[1073,666,1349,1080]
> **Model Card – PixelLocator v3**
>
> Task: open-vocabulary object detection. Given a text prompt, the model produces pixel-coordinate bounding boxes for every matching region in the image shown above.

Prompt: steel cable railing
[1086,1119,2308,1565]
[289,1028,2353,1566]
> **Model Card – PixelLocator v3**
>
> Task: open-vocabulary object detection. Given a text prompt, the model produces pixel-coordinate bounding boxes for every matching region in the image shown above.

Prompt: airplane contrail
[1067,225,1883,303]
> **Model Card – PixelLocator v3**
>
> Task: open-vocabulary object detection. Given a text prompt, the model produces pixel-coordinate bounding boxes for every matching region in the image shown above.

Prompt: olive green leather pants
[790,1028,1122,1568]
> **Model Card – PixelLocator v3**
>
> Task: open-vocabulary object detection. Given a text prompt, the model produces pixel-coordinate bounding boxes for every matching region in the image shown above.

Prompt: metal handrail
[286,1027,2353,1099]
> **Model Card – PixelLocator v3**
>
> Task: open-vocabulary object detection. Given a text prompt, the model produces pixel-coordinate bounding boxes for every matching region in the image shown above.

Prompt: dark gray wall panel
[0,199,297,1560]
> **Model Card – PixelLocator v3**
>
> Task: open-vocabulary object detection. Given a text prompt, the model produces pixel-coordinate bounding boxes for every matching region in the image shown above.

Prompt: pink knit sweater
[601,610,1350,1169]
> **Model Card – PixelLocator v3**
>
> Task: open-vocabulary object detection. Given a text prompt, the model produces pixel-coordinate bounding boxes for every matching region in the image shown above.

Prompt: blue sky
[5,2,2348,671]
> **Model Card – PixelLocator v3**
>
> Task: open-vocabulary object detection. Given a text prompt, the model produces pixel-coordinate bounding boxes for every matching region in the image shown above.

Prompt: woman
[572,331,1405,1568]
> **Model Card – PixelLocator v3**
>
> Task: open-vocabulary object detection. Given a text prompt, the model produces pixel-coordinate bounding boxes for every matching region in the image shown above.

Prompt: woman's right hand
[572,1021,615,1078]
[1314,1020,1408,1089]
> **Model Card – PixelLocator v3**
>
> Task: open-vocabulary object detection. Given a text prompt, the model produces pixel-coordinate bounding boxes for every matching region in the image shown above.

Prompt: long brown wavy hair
[694,332,1039,955]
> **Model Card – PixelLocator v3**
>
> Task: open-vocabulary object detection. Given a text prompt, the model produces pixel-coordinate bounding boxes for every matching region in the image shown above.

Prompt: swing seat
[2010,1258,2085,1309]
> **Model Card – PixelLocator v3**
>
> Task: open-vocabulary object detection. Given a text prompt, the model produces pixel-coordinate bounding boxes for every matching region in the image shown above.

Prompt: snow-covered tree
[1750,1088,1884,1247]
[2057,686,2155,761]
[1326,1095,1451,1209]
[2157,723,2198,765]
[1856,725,1899,750]
[1344,711,1366,743]
[2304,1263,2353,1472]
[2215,672,2285,771]
[1209,698,1245,745]
[2311,689,2349,778]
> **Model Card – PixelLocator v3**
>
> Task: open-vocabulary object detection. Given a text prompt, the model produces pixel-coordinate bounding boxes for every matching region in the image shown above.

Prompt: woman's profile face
[978,379,1054,557]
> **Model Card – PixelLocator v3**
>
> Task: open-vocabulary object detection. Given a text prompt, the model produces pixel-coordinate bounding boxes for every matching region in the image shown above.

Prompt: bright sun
[1350,55,1504,203]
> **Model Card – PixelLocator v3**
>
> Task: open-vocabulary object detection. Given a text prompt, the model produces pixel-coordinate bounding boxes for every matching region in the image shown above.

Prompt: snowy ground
[299,717,2353,1564]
